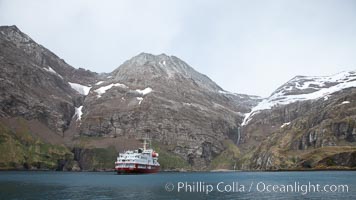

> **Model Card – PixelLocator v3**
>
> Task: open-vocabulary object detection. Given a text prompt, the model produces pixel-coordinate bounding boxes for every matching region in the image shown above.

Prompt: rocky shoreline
[1,167,356,173]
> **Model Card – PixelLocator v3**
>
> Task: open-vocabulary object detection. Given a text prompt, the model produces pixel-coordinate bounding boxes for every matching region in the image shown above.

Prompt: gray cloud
[1,0,356,97]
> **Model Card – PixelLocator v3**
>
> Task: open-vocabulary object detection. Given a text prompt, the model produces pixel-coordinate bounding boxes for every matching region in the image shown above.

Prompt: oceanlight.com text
[164,181,349,195]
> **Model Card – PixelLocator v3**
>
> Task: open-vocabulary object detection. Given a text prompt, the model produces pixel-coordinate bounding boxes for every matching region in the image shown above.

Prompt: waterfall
[236,127,241,145]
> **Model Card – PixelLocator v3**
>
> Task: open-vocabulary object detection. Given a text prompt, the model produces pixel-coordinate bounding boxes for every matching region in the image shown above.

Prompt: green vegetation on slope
[152,142,190,170]
[77,146,117,170]
[209,140,240,170]
[0,120,72,170]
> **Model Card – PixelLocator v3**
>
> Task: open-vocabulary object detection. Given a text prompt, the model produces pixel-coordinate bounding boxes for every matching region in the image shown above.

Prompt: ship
[115,138,160,174]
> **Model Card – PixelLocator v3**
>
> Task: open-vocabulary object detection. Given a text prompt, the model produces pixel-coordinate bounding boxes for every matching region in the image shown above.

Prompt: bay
[0,171,355,199]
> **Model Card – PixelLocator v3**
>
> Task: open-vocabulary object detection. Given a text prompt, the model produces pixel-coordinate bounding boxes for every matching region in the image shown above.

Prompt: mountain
[239,71,356,170]
[74,52,260,168]
[0,25,260,170]
[1,25,355,171]
[242,71,356,125]
[0,25,98,134]
[0,25,104,170]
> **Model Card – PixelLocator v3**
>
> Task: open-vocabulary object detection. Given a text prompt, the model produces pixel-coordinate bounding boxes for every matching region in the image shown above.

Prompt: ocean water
[0,171,355,199]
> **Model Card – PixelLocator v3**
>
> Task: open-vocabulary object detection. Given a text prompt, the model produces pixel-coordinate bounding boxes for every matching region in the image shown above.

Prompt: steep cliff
[0,26,100,170]
[239,72,356,170]
[0,25,98,135]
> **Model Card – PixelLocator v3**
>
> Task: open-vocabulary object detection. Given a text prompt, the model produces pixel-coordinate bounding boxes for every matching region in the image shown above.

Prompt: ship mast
[142,134,151,151]
[143,138,148,151]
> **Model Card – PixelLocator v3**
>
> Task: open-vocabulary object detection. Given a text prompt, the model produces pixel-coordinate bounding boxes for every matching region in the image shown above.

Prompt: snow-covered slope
[94,83,128,98]
[242,71,356,126]
[68,82,92,95]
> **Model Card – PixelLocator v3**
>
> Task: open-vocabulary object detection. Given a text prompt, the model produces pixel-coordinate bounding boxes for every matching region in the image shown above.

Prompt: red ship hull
[116,165,160,174]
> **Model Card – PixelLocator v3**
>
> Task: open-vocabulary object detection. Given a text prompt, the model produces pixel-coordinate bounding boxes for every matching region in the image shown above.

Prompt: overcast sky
[1,0,356,97]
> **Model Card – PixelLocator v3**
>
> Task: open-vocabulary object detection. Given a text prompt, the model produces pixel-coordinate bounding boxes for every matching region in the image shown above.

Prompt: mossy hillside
[298,146,356,168]
[78,146,117,170]
[0,121,73,170]
[209,140,240,170]
[238,117,356,170]
[151,142,190,170]
[91,146,117,169]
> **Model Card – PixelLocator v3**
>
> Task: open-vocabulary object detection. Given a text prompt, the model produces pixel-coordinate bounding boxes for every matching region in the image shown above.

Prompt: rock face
[0,25,98,135]
[76,53,260,168]
[0,26,102,171]
[239,72,356,170]
[1,25,356,171]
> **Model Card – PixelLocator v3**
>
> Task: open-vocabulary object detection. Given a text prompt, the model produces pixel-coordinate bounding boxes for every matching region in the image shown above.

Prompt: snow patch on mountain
[74,106,83,121]
[44,67,63,79]
[341,101,350,105]
[68,82,92,95]
[95,83,128,98]
[281,122,291,128]
[95,81,104,85]
[137,97,144,105]
[219,90,237,96]
[136,87,152,96]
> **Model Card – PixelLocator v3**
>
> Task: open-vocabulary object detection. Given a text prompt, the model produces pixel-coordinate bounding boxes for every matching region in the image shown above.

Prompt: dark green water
[0,171,355,199]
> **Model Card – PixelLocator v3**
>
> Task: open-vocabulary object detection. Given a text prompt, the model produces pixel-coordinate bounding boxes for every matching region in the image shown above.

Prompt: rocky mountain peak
[128,52,170,65]
[0,25,98,86]
[0,25,34,45]
[117,52,195,77]
[110,52,222,92]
